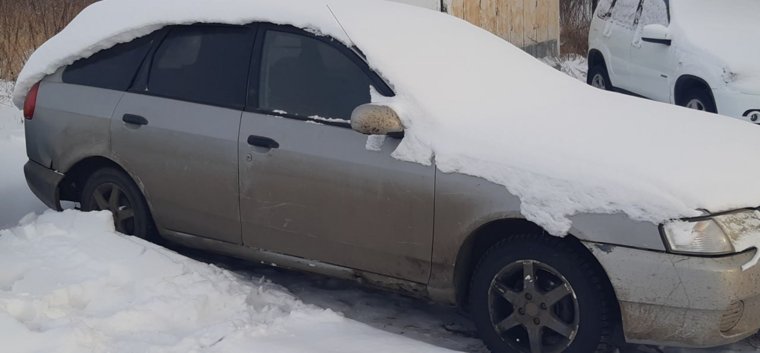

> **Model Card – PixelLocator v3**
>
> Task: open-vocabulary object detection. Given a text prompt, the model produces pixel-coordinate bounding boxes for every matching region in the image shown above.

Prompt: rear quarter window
[62,34,156,91]
[611,0,641,28]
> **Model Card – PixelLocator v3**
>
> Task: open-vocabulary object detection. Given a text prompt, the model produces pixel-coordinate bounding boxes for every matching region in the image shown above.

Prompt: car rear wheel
[81,168,154,239]
[681,87,717,113]
[588,65,612,91]
[470,234,615,353]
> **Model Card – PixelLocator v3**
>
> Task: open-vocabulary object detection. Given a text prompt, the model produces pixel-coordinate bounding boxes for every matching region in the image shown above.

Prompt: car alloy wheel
[488,259,579,353]
[686,98,706,111]
[87,182,136,235]
[591,74,607,90]
[81,168,154,239]
[470,235,616,353]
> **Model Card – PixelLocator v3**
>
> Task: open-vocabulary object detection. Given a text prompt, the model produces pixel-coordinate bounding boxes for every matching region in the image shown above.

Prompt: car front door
[111,24,255,244]
[238,25,435,283]
[629,0,673,102]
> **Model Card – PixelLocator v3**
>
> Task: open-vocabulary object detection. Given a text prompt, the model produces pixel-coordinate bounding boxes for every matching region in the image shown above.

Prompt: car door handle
[247,135,280,149]
[123,114,149,126]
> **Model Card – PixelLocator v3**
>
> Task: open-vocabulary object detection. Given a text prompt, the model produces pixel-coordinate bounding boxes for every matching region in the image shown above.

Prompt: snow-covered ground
[1,69,757,353]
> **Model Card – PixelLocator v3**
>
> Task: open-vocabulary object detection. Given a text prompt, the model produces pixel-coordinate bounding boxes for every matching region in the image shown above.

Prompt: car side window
[256,29,374,121]
[638,0,669,27]
[63,34,156,91]
[611,0,641,28]
[595,0,614,18]
[147,25,253,109]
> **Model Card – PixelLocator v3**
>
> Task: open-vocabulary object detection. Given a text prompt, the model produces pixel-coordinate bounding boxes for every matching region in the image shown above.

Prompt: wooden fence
[447,0,561,57]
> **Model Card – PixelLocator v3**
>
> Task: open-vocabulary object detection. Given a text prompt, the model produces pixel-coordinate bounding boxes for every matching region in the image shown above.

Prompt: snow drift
[13,0,760,235]
[0,210,455,353]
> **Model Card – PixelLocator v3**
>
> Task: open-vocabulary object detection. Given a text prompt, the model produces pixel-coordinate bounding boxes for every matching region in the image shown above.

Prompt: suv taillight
[23,82,41,120]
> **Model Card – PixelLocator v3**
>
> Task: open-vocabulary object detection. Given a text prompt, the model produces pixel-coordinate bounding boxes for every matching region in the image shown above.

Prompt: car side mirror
[641,24,672,45]
[350,104,404,135]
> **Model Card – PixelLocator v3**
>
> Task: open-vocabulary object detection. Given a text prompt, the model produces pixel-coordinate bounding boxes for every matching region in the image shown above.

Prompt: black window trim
[128,23,259,111]
[245,23,395,129]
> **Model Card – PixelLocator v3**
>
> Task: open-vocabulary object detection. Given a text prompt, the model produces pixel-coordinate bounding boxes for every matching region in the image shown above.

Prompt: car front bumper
[24,160,63,211]
[585,242,760,348]
[713,88,760,122]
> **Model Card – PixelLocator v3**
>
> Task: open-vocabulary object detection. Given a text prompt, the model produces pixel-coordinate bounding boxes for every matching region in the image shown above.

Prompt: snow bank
[12,0,760,236]
[0,210,455,353]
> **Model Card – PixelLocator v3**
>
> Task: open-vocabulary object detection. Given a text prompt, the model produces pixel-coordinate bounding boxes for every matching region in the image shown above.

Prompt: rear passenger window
[257,30,374,121]
[595,0,613,17]
[147,25,253,109]
[63,34,155,91]
[638,0,669,27]
[611,0,640,28]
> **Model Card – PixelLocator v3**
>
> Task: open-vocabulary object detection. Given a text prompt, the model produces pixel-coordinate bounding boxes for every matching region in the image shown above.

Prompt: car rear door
[111,24,255,244]
[603,0,642,88]
[238,25,435,283]
[628,0,673,102]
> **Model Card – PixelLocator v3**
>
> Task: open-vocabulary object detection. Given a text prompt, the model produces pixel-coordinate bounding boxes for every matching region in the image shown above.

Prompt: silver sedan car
[18,5,760,353]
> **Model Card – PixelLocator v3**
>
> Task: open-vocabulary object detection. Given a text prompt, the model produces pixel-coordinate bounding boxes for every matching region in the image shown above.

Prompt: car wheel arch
[59,156,151,209]
[588,49,607,72]
[587,49,613,87]
[452,218,622,329]
[674,74,716,108]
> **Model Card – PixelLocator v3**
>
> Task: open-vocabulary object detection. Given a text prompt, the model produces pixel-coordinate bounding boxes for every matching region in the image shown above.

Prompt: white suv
[588,0,760,122]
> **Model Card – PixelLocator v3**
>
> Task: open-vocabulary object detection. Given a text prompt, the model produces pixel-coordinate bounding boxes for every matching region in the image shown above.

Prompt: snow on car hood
[672,0,760,94]
[13,0,760,236]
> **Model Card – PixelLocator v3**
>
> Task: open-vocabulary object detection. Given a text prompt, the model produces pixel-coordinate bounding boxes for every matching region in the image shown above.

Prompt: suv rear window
[146,25,253,109]
[63,34,155,91]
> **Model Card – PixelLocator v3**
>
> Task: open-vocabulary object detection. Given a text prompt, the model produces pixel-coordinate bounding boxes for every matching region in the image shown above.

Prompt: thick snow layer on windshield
[13,0,760,236]
[0,210,455,353]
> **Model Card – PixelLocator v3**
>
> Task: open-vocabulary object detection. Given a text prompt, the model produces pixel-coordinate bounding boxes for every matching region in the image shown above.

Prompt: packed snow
[14,0,760,241]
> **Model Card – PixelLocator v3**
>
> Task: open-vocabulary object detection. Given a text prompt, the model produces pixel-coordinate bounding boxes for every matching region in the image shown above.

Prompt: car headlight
[662,210,760,255]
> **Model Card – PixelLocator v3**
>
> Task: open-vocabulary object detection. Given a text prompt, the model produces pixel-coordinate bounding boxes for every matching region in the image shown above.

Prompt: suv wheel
[588,65,612,91]
[81,168,154,238]
[470,235,615,353]
[682,87,717,113]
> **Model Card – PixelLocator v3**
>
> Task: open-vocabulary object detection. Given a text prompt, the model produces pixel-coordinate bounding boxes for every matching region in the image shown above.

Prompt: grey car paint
[239,111,435,283]
[25,70,114,173]
[111,93,242,244]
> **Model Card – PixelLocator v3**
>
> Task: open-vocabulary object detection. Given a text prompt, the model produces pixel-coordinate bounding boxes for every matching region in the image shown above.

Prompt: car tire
[681,87,717,113]
[587,65,613,91]
[81,167,154,239]
[469,234,616,353]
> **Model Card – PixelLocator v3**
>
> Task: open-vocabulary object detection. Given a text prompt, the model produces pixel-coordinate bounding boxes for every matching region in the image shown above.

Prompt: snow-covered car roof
[14,0,760,236]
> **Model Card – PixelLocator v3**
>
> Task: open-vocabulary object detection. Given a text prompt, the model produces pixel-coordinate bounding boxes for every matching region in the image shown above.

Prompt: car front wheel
[470,234,616,353]
[681,87,717,113]
[81,167,154,239]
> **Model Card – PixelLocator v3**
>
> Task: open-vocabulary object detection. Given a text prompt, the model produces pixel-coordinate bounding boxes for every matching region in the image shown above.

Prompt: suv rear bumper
[585,242,760,348]
[24,160,63,211]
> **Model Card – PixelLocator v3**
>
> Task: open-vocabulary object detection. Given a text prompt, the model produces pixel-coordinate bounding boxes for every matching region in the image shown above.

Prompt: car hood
[14,0,760,236]
[672,0,760,94]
